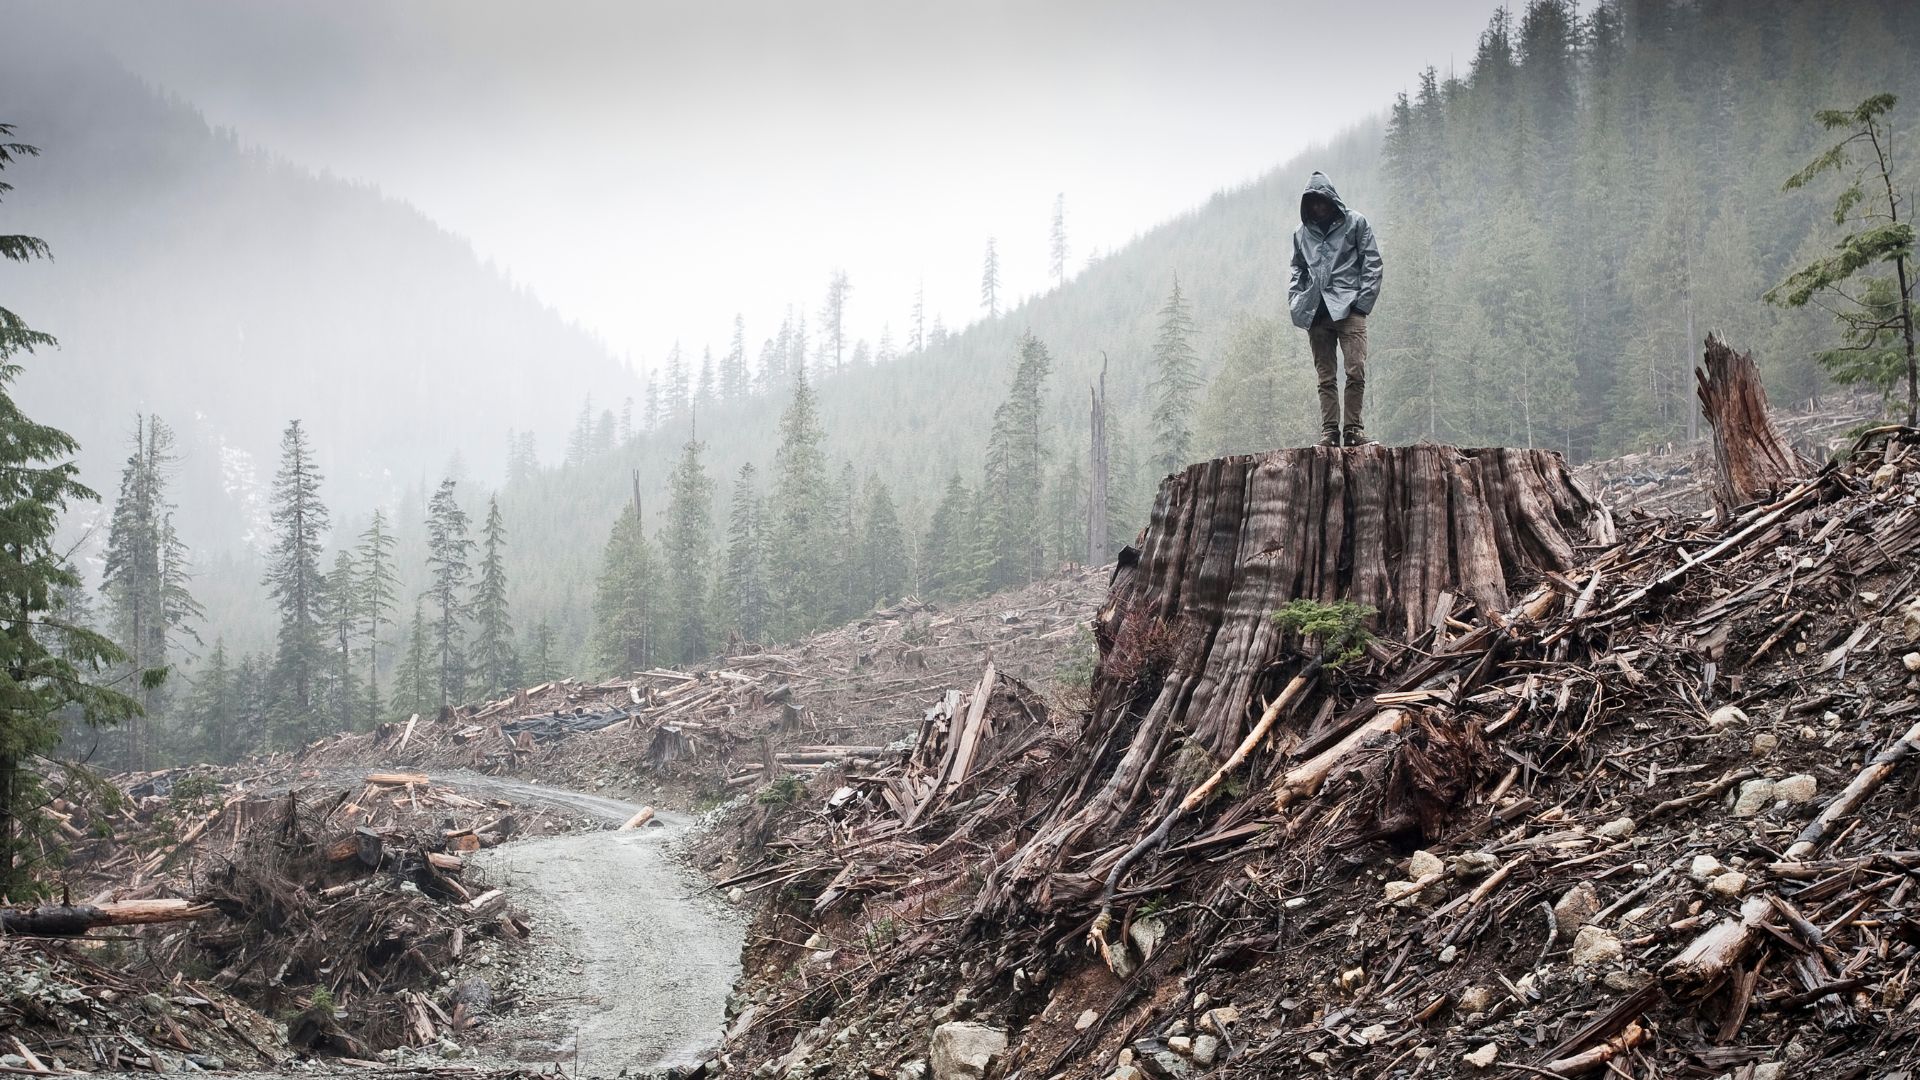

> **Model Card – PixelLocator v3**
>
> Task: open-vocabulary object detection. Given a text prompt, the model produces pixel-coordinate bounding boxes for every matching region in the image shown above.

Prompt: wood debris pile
[693,428,1920,1080]
[281,567,1105,799]
[186,781,535,1058]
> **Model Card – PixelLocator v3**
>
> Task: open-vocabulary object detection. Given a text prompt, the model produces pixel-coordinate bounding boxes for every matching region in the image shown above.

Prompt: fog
[25,0,1503,372]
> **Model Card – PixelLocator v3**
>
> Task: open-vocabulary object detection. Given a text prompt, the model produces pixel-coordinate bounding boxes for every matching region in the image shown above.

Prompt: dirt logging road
[431,772,745,1077]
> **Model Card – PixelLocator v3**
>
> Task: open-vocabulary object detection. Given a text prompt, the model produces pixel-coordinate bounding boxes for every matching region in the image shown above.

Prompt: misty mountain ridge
[0,24,639,555]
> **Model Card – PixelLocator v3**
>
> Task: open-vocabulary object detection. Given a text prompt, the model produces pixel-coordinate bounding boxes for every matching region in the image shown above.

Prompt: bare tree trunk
[1695,333,1807,514]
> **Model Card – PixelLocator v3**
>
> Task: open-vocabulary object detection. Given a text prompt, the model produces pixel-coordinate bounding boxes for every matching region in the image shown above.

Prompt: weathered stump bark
[1696,333,1807,512]
[971,444,1597,921]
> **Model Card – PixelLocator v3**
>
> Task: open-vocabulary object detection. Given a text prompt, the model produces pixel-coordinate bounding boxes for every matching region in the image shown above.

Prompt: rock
[1384,880,1424,907]
[1191,992,1210,1012]
[1594,816,1635,840]
[1553,882,1602,929]
[1438,945,1457,964]
[1076,1009,1098,1031]
[1166,1035,1192,1054]
[1129,915,1167,962]
[1569,925,1624,967]
[1463,1043,1500,1069]
[1707,871,1749,898]
[1107,1068,1144,1080]
[1282,895,1309,909]
[1191,1035,1219,1067]
[1450,851,1499,877]
[1356,1024,1387,1045]
[1603,969,1654,992]
[1337,967,1367,991]
[1131,1039,1191,1079]
[1706,705,1747,730]
[1905,652,1920,673]
[895,1063,928,1080]
[1754,1065,1785,1080]
[1786,840,1815,859]
[1775,774,1818,804]
[1408,849,1444,879]
[1752,732,1779,755]
[1198,1006,1240,1034]
[1689,853,1726,880]
[803,932,829,951]
[728,886,747,904]
[1457,986,1493,1013]
[1732,779,1776,817]
[928,1022,1006,1080]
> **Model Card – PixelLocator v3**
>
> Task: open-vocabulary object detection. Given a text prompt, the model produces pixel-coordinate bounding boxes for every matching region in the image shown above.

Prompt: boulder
[929,1022,1006,1080]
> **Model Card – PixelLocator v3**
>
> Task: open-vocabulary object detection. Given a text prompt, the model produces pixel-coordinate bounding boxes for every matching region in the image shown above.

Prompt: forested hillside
[22,0,1919,769]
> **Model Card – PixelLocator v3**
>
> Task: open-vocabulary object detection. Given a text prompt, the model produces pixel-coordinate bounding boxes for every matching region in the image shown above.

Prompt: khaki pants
[1308,312,1367,432]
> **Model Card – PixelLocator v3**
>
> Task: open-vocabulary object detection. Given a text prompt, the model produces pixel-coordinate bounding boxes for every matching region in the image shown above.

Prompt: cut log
[443,829,482,853]
[366,771,430,786]
[1,898,215,937]
[1696,333,1808,513]
[427,851,465,872]
[617,806,656,831]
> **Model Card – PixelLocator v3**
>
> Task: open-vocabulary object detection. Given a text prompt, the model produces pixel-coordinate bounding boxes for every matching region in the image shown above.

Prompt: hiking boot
[1343,425,1376,447]
[1319,428,1342,448]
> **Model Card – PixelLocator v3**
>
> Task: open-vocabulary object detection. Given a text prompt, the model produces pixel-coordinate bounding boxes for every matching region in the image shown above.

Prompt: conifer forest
[4,3,1920,1076]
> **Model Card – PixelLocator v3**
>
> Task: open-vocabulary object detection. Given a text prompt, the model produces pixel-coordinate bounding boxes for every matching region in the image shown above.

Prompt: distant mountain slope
[0,23,638,543]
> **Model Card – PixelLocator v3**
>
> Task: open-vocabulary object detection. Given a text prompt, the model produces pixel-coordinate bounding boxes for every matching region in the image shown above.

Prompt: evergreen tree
[982,333,1053,588]
[264,419,329,741]
[721,314,750,401]
[665,343,690,419]
[99,414,200,767]
[389,597,432,718]
[591,502,659,674]
[859,476,909,608]
[1049,192,1069,287]
[189,640,238,763]
[565,397,593,468]
[981,238,1002,318]
[354,509,399,725]
[769,369,832,636]
[1149,275,1201,476]
[909,281,926,352]
[921,474,976,600]
[1199,316,1314,455]
[697,347,716,411]
[829,461,860,619]
[525,620,559,683]
[819,270,852,372]
[321,549,362,734]
[424,478,474,707]
[719,463,769,645]
[0,127,141,891]
[471,495,516,696]
[660,438,715,663]
[1767,93,1916,423]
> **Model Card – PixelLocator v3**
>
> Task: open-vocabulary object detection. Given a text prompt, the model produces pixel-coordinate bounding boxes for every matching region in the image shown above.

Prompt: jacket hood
[1300,171,1351,226]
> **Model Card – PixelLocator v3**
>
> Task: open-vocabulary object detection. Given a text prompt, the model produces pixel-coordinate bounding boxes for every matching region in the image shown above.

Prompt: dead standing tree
[1696,333,1809,515]
[972,444,1601,924]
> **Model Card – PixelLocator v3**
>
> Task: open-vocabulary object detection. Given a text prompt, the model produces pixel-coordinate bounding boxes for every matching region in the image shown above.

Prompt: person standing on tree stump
[1288,171,1383,447]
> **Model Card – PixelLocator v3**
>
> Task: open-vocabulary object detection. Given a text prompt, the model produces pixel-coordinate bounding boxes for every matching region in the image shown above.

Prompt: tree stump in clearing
[969,445,1600,921]
[1098,445,1597,758]
[1696,333,1808,513]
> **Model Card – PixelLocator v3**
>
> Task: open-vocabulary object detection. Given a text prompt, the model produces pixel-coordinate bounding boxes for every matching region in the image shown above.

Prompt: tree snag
[1696,333,1808,513]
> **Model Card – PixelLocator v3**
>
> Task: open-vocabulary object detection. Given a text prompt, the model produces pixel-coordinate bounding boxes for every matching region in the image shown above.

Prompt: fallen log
[617,806,656,831]
[1,898,216,937]
[1662,893,1772,993]
[1792,717,1920,853]
[366,771,430,786]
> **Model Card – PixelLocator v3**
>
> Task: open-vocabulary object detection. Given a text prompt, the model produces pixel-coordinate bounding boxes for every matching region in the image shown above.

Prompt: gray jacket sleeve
[1353,217,1383,314]
[1288,234,1309,308]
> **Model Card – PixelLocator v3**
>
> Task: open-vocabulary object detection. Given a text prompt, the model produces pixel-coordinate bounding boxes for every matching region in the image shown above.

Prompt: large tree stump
[971,444,1598,920]
[1696,333,1807,512]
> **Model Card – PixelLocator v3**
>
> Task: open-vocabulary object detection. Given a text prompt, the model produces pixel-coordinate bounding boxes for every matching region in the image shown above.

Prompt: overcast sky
[32,0,1505,376]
